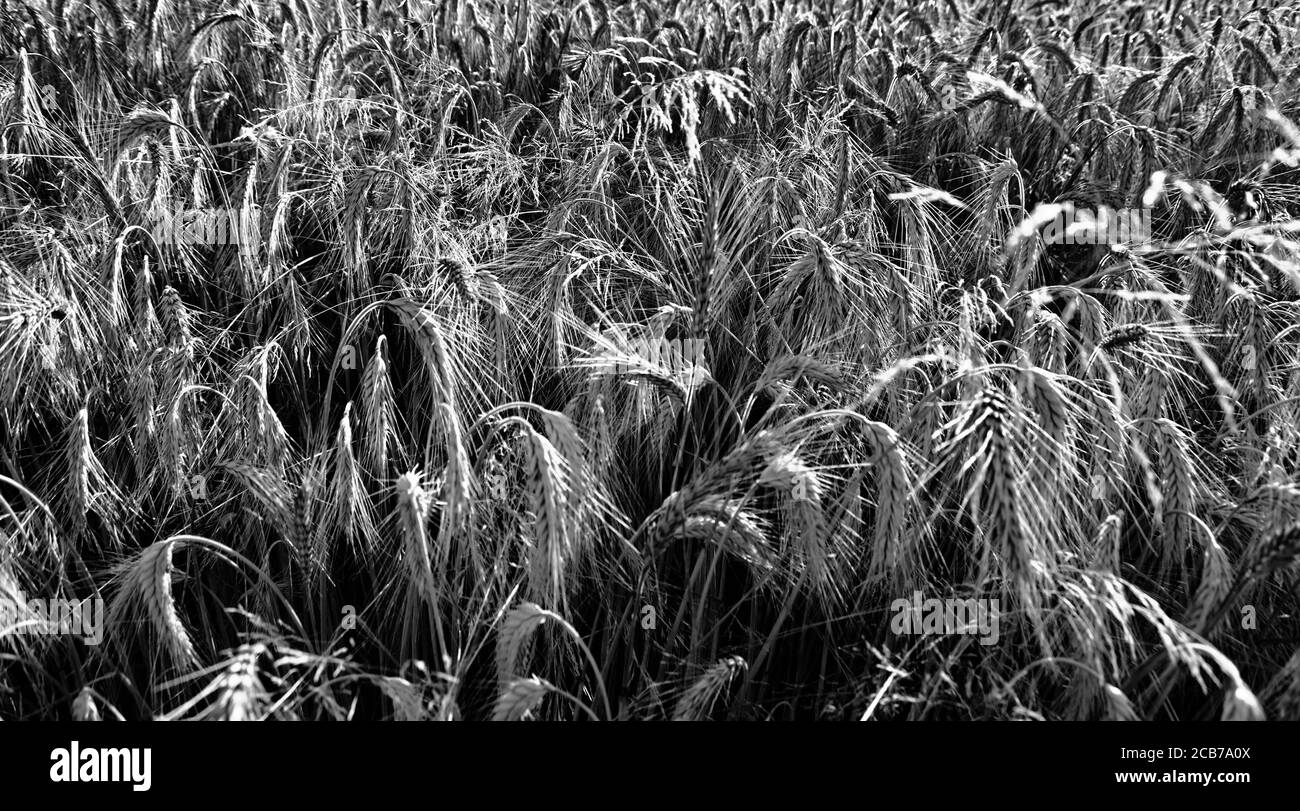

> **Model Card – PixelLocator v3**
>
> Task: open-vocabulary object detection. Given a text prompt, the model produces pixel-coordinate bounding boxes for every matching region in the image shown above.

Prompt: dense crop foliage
[1,0,1299,720]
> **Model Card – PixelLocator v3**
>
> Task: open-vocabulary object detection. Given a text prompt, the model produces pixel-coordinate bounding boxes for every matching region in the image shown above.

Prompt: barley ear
[672,656,747,721]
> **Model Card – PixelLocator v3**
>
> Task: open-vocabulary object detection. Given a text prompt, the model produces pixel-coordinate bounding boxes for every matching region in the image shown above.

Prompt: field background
[1,0,1299,721]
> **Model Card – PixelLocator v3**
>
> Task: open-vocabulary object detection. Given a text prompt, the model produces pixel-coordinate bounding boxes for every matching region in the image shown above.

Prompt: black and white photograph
[0,0,1294,793]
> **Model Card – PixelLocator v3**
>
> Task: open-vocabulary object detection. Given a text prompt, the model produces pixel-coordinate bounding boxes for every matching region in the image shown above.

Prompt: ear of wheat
[672,656,747,721]
[72,687,102,722]
[496,601,549,690]
[107,536,198,670]
[395,470,439,606]
[1102,684,1141,721]
[493,676,550,721]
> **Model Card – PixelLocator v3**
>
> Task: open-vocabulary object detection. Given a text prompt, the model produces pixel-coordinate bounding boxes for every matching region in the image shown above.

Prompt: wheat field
[0,0,1298,721]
